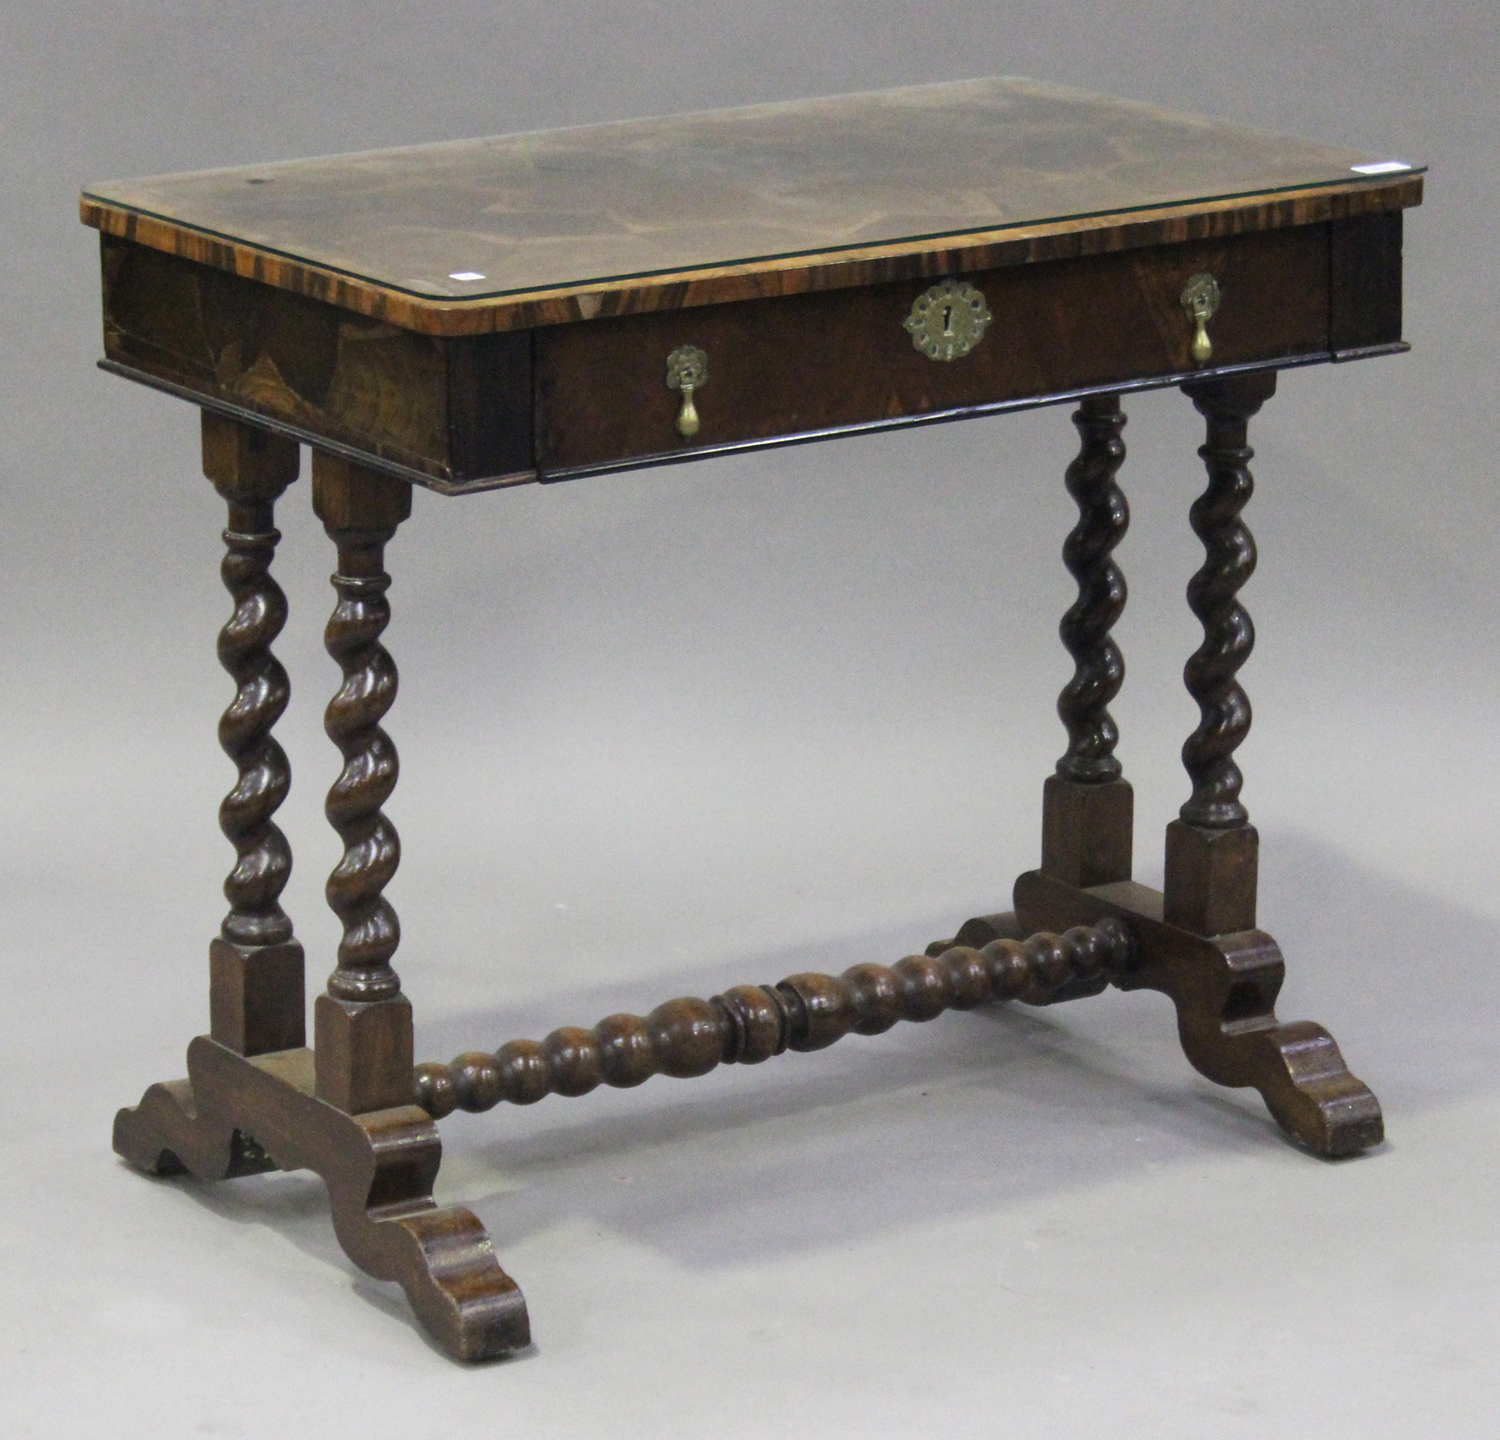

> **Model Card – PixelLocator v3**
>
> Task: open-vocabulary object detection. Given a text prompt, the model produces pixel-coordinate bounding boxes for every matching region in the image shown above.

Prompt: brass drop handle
[1180,274,1221,365]
[665,345,708,437]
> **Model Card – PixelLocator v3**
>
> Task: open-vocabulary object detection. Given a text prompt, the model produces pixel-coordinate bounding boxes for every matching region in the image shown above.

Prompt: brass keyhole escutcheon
[904,278,992,361]
[665,345,708,437]
[1180,273,1221,365]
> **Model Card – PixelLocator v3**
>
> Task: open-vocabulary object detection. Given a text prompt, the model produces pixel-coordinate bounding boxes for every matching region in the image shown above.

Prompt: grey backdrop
[2,3,1497,1436]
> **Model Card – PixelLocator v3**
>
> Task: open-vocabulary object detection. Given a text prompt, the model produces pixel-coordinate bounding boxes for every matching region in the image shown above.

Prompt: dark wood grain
[446,330,534,481]
[83,177,1421,339]
[103,219,1360,494]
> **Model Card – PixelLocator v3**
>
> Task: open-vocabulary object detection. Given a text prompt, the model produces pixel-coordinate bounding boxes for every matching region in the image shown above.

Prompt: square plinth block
[1041,775,1134,888]
[314,994,414,1115]
[1163,820,1259,936]
[209,938,306,1056]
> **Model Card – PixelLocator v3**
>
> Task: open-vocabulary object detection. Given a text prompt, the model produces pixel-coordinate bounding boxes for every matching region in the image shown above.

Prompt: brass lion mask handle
[1180,274,1221,365]
[665,345,708,437]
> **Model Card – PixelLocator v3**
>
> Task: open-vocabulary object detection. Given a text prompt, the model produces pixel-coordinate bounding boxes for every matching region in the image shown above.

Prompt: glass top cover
[84,77,1414,303]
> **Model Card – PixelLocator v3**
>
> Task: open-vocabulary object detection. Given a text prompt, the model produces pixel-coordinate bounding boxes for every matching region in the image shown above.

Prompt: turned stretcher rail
[413,921,1135,1118]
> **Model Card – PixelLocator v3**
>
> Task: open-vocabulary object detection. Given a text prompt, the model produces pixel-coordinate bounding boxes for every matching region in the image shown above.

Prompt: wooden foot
[113,1038,530,1361]
[1011,868,1383,1157]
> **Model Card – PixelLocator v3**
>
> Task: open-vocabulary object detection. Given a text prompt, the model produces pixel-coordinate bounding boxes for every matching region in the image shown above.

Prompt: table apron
[96,215,1402,494]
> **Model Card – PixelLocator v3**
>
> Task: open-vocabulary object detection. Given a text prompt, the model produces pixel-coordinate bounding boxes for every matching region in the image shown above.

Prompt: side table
[81,77,1423,1361]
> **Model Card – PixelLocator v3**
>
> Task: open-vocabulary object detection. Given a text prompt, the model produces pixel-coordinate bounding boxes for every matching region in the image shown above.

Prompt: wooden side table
[82,77,1423,1362]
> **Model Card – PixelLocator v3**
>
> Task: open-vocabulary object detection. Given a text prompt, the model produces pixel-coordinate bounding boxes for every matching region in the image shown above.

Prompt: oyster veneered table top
[81,76,1420,333]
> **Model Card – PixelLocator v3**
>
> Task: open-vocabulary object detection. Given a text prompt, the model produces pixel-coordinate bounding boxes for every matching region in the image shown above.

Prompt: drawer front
[536,224,1330,476]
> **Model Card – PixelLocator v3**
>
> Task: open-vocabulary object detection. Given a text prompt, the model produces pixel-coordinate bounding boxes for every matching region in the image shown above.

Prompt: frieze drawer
[535,223,1333,478]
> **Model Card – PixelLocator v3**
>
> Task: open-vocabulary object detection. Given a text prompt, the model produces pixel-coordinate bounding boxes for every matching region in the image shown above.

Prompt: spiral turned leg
[308,453,415,1117]
[945,399,1136,992]
[304,453,528,1357]
[1166,373,1272,937]
[115,414,305,1181]
[1041,393,1135,902]
[1056,394,1129,788]
[114,431,527,1361]
[1010,374,1382,1157]
[115,418,303,1184]
[201,414,308,1057]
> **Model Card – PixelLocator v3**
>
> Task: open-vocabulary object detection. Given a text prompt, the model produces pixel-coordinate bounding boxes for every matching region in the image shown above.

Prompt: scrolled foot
[1013,869,1384,1157]
[1138,927,1382,1157]
[114,1077,276,1180]
[1232,1020,1383,1158]
[114,1038,530,1361]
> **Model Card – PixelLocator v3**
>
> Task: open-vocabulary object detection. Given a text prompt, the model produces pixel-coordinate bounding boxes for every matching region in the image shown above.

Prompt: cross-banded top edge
[81,76,1424,336]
